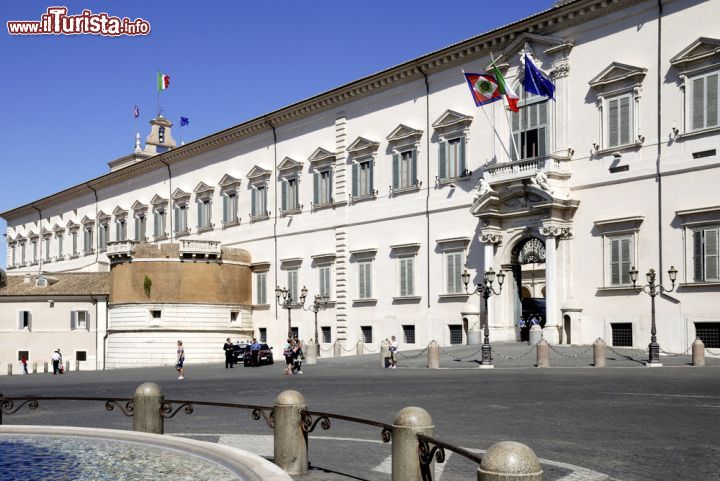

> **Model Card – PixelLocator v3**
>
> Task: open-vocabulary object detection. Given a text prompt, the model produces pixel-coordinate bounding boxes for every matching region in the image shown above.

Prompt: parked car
[243,344,274,366]
[232,343,249,364]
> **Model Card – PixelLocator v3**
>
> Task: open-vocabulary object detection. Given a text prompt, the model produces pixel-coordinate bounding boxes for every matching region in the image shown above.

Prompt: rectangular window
[290,327,299,339]
[282,178,299,212]
[115,220,127,241]
[197,199,212,229]
[445,251,464,294]
[135,215,146,241]
[321,326,331,344]
[223,193,238,223]
[76,351,87,362]
[153,210,165,238]
[83,228,93,253]
[449,325,463,345]
[259,327,267,343]
[611,323,633,347]
[691,72,719,131]
[255,271,267,304]
[57,235,63,258]
[609,236,633,286]
[318,265,331,299]
[99,224,108,250]
[694,322,720,349]
[71,232,78,256]
[352,160,374,198]
[174,205,188,233]
[358,261,373,299]
[230,311,239,322]
[392,150,416,190]
[314,170,332,205]
[287,269,299,303]
[18,311,31,330]
[361,326,373,344]
[439,137,466,180]
[18,350,29,362]
[399,256,415,297]
[511,100,548,160]
[71,311,89,330]
[252,186,268,218]
[402,324,416,344]
[607,94,632,147]
[692,227,719,282]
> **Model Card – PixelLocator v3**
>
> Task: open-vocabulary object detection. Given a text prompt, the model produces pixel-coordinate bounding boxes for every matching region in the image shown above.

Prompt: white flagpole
[490,53,520,160]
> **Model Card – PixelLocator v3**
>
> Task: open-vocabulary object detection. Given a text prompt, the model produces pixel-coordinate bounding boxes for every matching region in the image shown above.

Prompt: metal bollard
[478,441,543,481]
[32,362,37,374]
[305,341,317,365]
[273,390,308,476]
[133,382,164,434]
[536,339,550,368]
[593,338,606,368]
[692,338,705,367]
[356,340,364,356]
[43,362,48,373]
[333,340,341,358]
[427,341,440,369]
[381,339,390,368]
[392,407,434,481]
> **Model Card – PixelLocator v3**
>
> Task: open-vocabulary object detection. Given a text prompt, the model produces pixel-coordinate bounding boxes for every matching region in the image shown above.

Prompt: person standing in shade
[250,338,260,367]
[176,340,185,380]
[223,337,234,368]
[21,355,28,375]
[389,335,399,369]
[51,349,62,375]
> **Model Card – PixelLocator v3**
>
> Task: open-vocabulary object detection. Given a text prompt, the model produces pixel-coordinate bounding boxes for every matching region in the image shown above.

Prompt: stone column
[133,382,164,434]
[273,390,308,476]
[392,407,434,481]
[305,341,317,365]
[478,441,543,481]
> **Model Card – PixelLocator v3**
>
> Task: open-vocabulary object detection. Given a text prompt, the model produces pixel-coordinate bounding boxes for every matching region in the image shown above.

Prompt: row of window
[14,350,88,362]
[610,322,719,349]
[16,310,90,332]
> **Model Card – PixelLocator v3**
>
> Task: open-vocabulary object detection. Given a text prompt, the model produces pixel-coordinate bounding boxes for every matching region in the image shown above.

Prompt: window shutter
[459,138,466,175]
[358,264,365,298]
[705,228,719,281]
[174,207,180,232]
[610,239,620,285]
[407,258,414,295]
[400,260,407,296]
[608,98,619,147]
[71,311,77,330]
[222,195,228,222]
[352,163,359,197]
[707,74,718,128]
[446,253,455,293]
[251,189,257,217]
[438,142,447,180]
[692,77,705,130]
[693,229,703,281]
[369,160,374,194]
[620,238,631,285]
[281,180,288,211]
[328,170,333,201]
[620,96,631,145]
[392,154,399,189]
[411,150,417,185]
[538,127,547,157]
[365,263,372,298]
[18,311,23,329]
[198,202,204,228]
[313,172,319,204]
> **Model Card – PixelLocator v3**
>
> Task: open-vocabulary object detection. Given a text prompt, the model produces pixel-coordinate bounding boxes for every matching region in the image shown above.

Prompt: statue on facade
[474,177,494,200]
[530,170,554,195]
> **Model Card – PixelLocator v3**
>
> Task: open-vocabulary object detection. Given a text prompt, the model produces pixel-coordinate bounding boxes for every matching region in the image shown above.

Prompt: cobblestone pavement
[2,343,719,481]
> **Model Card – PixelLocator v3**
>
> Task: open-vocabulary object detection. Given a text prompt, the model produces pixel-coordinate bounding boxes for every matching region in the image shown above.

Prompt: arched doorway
[511,237,546,341]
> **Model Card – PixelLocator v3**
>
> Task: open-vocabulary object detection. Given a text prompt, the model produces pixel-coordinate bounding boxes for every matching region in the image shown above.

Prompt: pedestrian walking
[176,340,185,380]
[389,335,398,369]
[51,349,62,375]
[291,340,304,375]
[223,337,234,368]
[283,338,294,375]
[21,355,28,375]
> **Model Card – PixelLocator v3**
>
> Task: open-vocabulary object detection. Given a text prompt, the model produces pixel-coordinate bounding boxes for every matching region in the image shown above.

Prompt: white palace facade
[2,0,720,368]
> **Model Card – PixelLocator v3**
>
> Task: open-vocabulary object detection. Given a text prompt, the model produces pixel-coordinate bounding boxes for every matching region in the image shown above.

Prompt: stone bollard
[356,340,364,356]
[133,382,164,434]
[273,390,308,476]
[43,362,48,373]
[75,360,80,372]
[528,325,543,346]
[32,362,38,374]
[7,363,12,376]
[392,407,434,481]
[65,361,70,373]
[305,341,317,365]
[427,341,440,369]
[478,441,543,481]
[333,340,341,358]
[692,338,705,367]
[536,339,550,368]
[381,339,390,368]
[593,338,606,368]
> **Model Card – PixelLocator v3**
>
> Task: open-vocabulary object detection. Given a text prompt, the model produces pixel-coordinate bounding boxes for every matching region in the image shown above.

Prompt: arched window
[510,84,549,160]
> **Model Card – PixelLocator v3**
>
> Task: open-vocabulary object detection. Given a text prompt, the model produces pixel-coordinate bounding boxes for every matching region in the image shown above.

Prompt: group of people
[518,315,543,342]
[283,337,304,375]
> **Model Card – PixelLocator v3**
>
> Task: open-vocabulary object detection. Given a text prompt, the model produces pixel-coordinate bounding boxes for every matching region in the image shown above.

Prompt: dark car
[232,343,249,364]
[243,344,274,366]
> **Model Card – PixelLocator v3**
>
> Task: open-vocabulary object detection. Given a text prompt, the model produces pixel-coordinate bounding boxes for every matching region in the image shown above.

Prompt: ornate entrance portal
[511,237,547,342]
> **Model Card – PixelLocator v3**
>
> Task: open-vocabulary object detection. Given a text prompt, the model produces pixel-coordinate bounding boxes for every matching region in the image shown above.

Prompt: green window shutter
[411,150,417,185]
[707,74,718,128]
[620,96,631,145]
[329,170,333,201]
[608,98,619,147]
[446,253,454,293]
[70,311,77,330]
[692,77,705,130]
[392,154,399,189]
[459,138,466,175]
[610,239,620,285]
[174,207,179,232]
[400,259,407,296]
[313,172,319,204]
[407,258,414,295]
[358,263,365,298]
[222,195,228,222]
[251,189,257,217]
[438,141,447,180]
[369,160,374,193]
[293,181,299,209]
[197,202,203,228]
[281,181,288,211]
[620,238,631,285]
[693,230,703,281]
[705,228,719,281]
[352,163,359,197]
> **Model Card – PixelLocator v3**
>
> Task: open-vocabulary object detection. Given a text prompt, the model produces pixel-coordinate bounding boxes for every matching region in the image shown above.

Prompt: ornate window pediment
[171,188,191,201]
[432,110,473,133]
[589,62,647,92]
[670,37,720,70]
[218,174,241,190]
[493,33,573,78]
[131,200,148,213]
[66,220,79,230]
[308,147,335,164]
[52,223,65,233]
[247,165,271,181]
[278,156,304,172]
[97,210,111,221]
[386,124,423,145]
[112,206,128,218]
[150,194,168,206]
[27,230,38,239]
[193,181,215,196]
[80,215,94,226]
[347,137,380,156]
[40,226,53,237]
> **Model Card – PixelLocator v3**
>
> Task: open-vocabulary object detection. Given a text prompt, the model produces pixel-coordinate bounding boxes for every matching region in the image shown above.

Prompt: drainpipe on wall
[32,206,42,274]
[86,183,99,265]
[417,63,432,309]
[160,159,173,242]
[265,118,278,324]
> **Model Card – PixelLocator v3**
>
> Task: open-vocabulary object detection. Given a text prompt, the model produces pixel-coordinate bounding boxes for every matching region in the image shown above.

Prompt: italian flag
[492,64,519,112]
[157,72,170,91]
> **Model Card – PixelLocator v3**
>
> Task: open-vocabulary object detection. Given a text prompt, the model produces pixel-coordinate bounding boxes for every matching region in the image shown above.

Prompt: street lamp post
[302,294,329,356]
[275,285,308,337]
[461,267,506,367]
[628,265,678,366]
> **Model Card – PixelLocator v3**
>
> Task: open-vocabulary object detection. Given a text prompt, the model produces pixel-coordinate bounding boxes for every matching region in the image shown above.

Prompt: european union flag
[523,54,555,100]
[180,116,189,126]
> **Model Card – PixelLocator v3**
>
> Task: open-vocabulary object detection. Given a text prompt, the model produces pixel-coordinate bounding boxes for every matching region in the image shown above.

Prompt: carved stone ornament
[539,223,573,239]
[529,170,554,195]
[479,227,502,245]
[474,178,495,200]
[550,59,570,79]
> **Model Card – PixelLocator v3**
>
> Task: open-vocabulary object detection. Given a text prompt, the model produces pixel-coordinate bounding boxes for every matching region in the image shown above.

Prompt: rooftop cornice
[1,0,646,222]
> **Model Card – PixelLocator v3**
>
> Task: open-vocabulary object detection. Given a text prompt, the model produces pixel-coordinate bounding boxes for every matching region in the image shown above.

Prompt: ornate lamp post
[302,294,329,356]
[628,265,678,366]
[461,267,506,367]
[275,285,308,337]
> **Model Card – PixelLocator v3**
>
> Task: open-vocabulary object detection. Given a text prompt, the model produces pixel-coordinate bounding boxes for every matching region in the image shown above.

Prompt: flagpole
[156,70,160,118]
[489,53,520,161]
[462,67,512,160]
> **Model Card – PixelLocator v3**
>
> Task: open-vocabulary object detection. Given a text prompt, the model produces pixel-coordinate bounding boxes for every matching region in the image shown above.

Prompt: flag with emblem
[463,73,501,107]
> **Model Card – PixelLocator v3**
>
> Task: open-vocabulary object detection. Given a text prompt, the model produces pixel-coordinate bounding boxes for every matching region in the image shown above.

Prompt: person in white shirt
[389,336,399,369]
[51,349,62,375]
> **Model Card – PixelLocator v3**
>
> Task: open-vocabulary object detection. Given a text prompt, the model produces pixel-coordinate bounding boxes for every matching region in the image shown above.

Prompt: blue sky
[0,0,554,268]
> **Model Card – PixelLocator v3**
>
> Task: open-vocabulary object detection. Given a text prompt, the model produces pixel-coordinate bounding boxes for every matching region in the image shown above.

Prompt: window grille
[611,323,633,347]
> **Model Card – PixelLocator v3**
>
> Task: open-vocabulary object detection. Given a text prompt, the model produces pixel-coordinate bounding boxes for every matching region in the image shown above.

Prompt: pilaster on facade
[334,228,348,341]
[334,111,347,200]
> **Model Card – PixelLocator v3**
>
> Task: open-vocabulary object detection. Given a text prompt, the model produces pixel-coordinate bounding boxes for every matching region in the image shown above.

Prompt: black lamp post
[275,285,308,337]
[628,265,678,365]
[461,267,506,367]
[302,294,329,356]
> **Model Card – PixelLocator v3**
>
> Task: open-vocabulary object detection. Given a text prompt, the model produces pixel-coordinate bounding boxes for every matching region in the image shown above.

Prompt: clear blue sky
[0,0,554,268]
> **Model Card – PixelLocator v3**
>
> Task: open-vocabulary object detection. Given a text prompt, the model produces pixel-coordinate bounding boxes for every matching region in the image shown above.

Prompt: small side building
[0,271,109,372]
